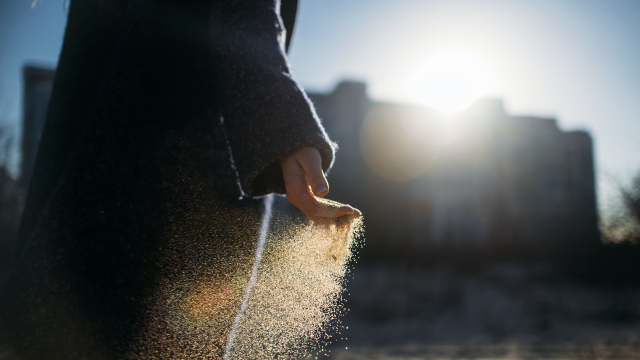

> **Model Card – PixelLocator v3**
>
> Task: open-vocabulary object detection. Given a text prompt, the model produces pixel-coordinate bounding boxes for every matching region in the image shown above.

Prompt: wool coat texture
[0,0,336,358]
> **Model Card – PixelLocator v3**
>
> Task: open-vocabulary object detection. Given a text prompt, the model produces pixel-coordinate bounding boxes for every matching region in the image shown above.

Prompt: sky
[1,0,639,214]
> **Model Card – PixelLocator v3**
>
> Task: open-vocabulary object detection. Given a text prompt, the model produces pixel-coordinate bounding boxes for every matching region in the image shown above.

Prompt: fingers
[288,192,359,222]
[317,198,361,219]
[280,147,361,221]
[295,147,329,197]
[282,170,316,216]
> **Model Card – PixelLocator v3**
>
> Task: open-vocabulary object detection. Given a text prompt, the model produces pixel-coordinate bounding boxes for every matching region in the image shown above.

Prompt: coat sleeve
[210,0,337,197]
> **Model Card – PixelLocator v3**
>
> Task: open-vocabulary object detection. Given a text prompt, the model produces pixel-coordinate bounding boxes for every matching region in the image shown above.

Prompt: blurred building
[309,82,600,259]
[21,65,55,188]
[0,65,50,278]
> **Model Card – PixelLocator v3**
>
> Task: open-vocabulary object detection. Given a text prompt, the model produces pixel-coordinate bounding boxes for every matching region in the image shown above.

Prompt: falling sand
[129,195,363,359]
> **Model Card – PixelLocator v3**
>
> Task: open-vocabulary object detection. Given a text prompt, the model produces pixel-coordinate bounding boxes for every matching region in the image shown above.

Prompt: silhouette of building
[21,65,55,188]
[309,81,600,259]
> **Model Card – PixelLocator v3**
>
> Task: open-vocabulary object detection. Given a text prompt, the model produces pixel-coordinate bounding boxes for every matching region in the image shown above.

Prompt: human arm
[210,0,358,218]
[209,1,329,192]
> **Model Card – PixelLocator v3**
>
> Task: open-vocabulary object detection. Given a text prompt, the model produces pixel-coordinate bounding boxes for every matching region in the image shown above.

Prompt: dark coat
[0,0,335,358]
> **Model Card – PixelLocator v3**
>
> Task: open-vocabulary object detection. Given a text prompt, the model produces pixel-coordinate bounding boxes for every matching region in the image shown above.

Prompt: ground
[317,263,640,359]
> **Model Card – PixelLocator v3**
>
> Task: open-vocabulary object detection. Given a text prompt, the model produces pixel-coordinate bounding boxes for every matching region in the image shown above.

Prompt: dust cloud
[129,197,363,359]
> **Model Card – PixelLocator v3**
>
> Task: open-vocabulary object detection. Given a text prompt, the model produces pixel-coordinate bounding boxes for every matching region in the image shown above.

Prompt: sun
[413,50,494,112]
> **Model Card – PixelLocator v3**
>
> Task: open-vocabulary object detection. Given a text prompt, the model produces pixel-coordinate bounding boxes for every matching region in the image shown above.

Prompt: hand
[280,147,361,221]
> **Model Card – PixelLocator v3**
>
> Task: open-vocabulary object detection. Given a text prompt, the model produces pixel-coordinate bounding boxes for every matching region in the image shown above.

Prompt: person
[0,0,359,358]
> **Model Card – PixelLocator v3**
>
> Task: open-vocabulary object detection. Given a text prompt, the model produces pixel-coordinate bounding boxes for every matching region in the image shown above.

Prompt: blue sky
[1,0,639,214]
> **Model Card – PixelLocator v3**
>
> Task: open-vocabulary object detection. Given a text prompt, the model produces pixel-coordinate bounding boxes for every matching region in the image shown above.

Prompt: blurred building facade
[21,65,55,188]
[309,82,600,259]
[0,65,52,279]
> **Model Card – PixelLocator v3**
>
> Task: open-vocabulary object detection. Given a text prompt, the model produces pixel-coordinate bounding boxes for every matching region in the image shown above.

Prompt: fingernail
[314,186,328,196]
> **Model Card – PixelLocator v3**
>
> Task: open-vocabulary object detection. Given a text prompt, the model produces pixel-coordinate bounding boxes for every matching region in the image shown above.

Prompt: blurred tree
[0,126,22,281]
[578,172,640,285]
[601,173,640,244]
[621,174,640,230]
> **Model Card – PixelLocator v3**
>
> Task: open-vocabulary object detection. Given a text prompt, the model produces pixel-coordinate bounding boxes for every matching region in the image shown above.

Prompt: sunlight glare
[413,50,494,112]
